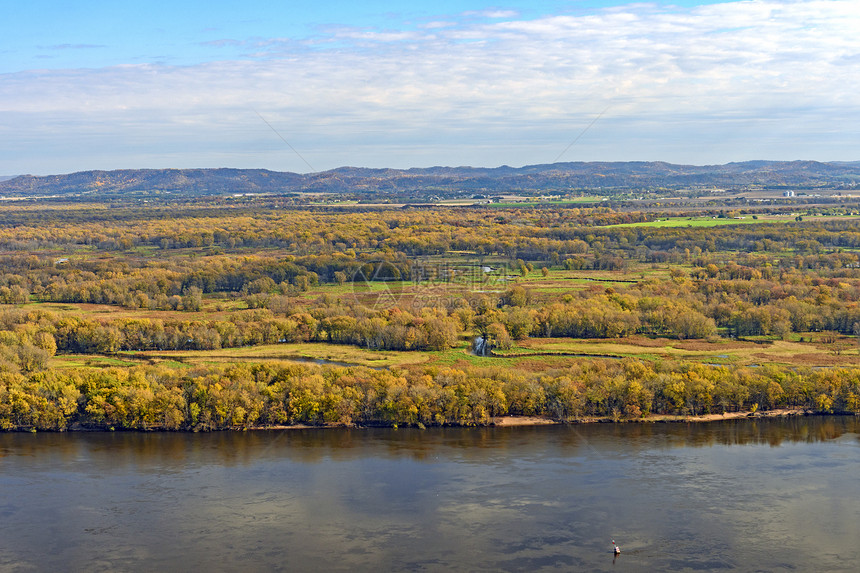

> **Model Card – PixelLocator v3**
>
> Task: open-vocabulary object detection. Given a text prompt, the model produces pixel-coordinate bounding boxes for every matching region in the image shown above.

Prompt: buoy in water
[612,540,621,555]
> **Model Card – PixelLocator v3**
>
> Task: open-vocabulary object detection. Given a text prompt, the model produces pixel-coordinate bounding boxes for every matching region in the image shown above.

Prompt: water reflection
[2,415,857,468]
[0,416,858,572]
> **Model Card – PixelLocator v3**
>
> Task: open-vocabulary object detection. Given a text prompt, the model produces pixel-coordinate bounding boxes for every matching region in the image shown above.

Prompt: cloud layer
[2,0,859,174]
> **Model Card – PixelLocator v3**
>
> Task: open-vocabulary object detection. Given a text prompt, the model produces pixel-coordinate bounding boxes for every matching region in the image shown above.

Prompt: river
[1,416,859,572]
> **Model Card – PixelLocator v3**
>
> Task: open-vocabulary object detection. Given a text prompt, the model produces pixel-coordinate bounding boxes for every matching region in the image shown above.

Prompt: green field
[611,213,860,228]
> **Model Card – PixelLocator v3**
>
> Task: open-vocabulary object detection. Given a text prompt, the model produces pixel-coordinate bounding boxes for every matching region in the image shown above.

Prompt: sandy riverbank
[490,408,815,426]
[243,408,826,430]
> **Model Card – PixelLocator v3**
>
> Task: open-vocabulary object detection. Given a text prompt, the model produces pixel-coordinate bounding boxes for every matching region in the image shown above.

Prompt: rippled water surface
[2,416,859,572]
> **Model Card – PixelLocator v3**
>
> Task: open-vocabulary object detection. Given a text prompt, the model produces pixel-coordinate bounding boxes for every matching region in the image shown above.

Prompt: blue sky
[2,0,859,175]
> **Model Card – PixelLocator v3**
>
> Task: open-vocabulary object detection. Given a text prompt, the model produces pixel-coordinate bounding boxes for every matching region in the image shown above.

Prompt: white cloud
[2,0,860,174]
[462,9,521,19]
[422,21,457,29]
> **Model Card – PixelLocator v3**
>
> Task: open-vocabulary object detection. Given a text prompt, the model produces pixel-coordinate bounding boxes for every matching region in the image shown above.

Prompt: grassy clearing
[497,336,857,368]
[516,267,666,289]
[128,342,430,368]
[52,354,141,369]
[26,301,226,322]
[44,332,857,376]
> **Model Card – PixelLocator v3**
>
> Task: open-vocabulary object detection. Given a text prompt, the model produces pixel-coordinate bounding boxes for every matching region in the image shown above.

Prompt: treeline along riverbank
[2,358,858,431]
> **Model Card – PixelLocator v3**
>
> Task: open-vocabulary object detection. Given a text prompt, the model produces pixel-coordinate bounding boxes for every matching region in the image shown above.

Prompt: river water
[1,416,859,572]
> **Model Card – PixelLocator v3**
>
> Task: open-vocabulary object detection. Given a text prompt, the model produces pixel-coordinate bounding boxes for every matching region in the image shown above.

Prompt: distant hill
[0,168,302,198]
[2,161,859,199]
[0,175,17,183]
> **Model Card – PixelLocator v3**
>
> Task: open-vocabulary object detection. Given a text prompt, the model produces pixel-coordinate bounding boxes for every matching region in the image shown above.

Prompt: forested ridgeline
[2,359,858,431]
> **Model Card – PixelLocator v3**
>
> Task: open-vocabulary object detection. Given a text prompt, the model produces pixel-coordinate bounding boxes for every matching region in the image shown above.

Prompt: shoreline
[9,408,848,433]
[493,408,816,426]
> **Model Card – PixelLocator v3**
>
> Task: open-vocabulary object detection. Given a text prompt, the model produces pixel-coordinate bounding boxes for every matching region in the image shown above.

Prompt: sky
[2,0,859,175]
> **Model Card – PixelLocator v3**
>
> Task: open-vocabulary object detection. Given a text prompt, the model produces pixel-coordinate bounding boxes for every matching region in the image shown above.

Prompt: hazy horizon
[6,158,860,182]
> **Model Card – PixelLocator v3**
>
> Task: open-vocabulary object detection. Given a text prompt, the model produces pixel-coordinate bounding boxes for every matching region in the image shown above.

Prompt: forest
[2,197,860,430]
